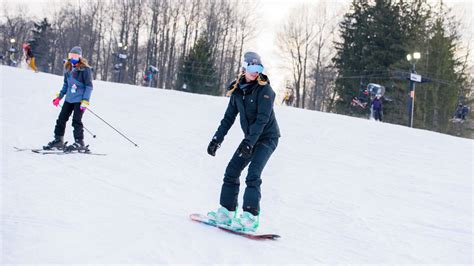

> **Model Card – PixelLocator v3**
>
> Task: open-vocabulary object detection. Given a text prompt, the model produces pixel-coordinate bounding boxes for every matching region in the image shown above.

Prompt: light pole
[406,52,421,128]
[8,38,17,66]
[113,43,128,83]
[117,43,128,83]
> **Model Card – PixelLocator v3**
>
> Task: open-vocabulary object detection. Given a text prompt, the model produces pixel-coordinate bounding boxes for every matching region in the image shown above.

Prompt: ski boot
[64,139,89,153]
[235,211,259,232]
[207,207,236,226]
[43,136,64,150]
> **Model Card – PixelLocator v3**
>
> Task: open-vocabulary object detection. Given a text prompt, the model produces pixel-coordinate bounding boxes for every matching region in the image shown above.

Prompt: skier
[461,105,470,120]
[206,51,280,232]
[22,43,38,72]
[43,46,93,151]
[453,103,464,120]
[371,94,383,121]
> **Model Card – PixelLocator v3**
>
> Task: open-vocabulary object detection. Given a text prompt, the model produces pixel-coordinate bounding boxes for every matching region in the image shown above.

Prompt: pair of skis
[189,213,280,240]
[13,146,106,156]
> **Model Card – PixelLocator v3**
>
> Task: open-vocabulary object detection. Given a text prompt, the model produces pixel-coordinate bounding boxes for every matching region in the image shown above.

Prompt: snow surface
[1,65,472,264]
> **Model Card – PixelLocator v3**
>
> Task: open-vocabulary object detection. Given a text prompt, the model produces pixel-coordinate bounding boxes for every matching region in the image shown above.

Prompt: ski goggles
[243,62,264,74]
[68,53,81,60]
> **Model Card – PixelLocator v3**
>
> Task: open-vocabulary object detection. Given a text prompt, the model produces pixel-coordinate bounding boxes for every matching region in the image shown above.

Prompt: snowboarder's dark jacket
[214,74,280,146]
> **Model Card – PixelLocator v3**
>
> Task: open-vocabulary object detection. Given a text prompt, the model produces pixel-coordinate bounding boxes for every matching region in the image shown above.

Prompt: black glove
[237,140,253,159]
[207,139,221,156]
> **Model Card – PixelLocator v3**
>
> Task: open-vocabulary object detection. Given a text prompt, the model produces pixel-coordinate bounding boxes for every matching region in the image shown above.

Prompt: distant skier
[461,105,470,120]
[453,103,464,120]
[44,46,93,151]
[206,51,280,232]
[281,88,295,106]
[451,103,470,123]
[371,94,383,121]
[22,43,38,72]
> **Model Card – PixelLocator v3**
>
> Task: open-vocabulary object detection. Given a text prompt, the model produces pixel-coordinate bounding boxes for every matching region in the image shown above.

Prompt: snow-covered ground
[1,65,472,264]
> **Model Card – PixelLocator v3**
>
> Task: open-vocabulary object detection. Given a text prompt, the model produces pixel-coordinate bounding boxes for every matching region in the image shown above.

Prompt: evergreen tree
[333,0,371,113]
[333,0,405,114]
[177,36,219,96]
[383,0,432,124]
[29,18,55,72]
[413,4,469,135]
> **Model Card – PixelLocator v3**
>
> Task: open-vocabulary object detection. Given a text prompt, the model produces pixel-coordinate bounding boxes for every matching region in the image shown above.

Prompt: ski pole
[58,103,96,138]
[86,107,139,147]
[83,126,97,138]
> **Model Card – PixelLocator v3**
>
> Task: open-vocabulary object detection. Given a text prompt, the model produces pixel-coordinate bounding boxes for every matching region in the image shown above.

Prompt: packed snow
[1,66,472,264]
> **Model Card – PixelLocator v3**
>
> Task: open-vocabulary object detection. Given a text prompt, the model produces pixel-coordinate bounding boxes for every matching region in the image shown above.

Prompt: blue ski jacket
[59,61,93,103]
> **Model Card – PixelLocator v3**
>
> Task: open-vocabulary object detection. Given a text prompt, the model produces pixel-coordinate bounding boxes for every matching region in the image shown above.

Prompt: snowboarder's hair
[226,72,268,96]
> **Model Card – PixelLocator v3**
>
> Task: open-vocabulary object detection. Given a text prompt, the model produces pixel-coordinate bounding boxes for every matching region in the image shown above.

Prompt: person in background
[461,105,470,120]
[371,94,383,121]
[22,43,38,72]
[453,103,464,120]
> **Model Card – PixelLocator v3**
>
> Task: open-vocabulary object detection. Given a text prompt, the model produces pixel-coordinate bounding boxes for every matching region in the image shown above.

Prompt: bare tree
[1,0,257,93]
[308,2,340,111]
[0,4,34,66]
[277,4,318,109]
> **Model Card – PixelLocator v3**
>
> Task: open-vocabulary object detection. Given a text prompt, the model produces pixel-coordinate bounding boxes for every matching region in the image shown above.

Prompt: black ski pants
[54,101,84,140]
[220,138,278,216]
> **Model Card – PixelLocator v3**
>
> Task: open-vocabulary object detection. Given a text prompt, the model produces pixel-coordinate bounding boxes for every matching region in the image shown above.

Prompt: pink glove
[52,97,61,107]
[80,100,89,112]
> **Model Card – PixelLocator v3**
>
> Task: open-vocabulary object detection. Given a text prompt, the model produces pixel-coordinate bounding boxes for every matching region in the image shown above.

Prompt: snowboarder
[44,46,93,151]
[371,94,383,121]
[22,43,38,72]
[206,51,280,232]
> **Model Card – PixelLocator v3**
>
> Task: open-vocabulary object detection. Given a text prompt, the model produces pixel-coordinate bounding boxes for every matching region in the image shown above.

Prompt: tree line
[0,0,256,95]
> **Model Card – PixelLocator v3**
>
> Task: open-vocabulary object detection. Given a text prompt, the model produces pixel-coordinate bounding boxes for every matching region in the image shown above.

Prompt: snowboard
[189,213,280,240]
[13,146,106,156]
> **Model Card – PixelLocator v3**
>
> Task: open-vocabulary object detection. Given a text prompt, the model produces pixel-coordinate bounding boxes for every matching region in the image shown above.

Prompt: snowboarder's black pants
[54,101,84,140]
[374,108,383,121]
[220,138,278,216]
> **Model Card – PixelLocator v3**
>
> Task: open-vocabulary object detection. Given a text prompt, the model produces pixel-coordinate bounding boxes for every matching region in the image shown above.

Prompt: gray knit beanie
[69,46,82,56]
[243,51,262,66]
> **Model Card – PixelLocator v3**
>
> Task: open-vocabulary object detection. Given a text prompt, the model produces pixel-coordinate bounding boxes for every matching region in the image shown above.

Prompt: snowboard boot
[64,139,88,152]
[236,211,259,232]
[43,136,64,150]
[207,207,235,226]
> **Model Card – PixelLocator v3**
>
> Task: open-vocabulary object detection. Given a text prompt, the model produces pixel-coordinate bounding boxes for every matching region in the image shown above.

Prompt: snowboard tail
[189,213,280,240]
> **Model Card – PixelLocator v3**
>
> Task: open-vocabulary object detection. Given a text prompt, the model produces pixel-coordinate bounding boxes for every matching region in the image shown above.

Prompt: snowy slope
[1,65,472,264]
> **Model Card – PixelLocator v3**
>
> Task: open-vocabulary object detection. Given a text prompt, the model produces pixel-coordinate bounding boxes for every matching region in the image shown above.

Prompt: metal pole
[59,103,97,138]
[84,126,97,138]
[411,62,416,128]
[87,108,139,147]
[410,82,416,128]
[408,62,416,128]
